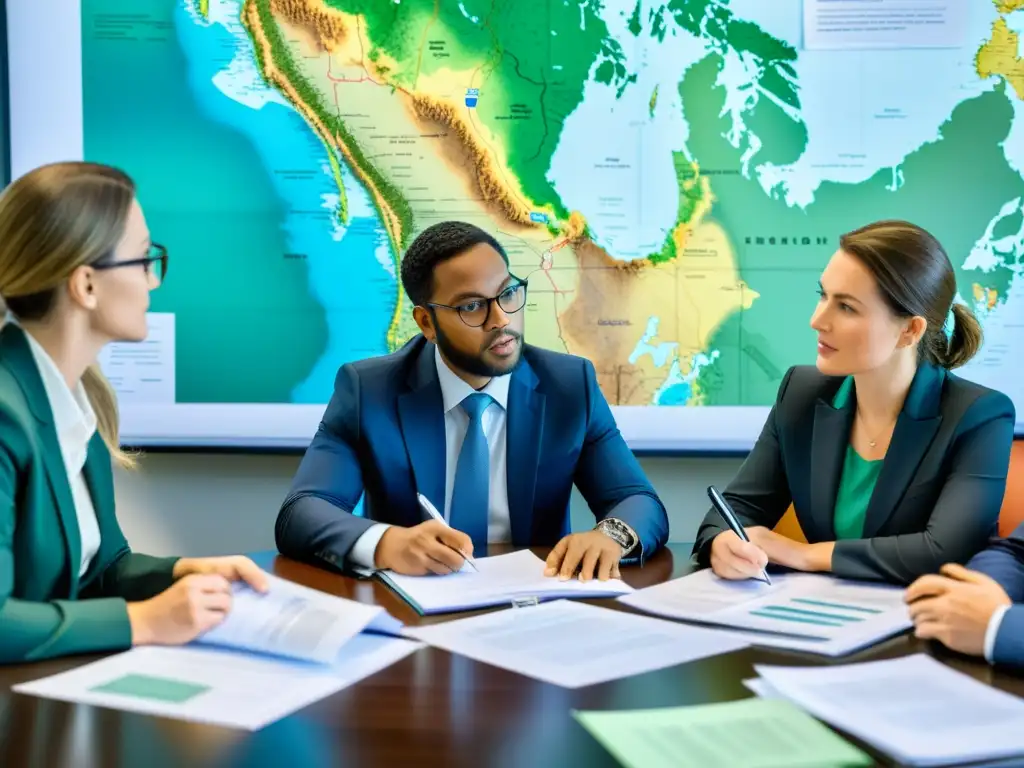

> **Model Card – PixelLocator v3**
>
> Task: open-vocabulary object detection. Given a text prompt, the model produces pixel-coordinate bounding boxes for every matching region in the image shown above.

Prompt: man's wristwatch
[595,518,639,556]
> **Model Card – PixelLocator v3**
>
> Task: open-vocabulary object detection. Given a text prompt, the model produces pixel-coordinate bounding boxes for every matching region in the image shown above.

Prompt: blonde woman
[0,161,267,664]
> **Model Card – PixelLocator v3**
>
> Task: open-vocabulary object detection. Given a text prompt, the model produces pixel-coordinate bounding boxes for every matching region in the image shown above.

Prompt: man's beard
[434,324,523,378]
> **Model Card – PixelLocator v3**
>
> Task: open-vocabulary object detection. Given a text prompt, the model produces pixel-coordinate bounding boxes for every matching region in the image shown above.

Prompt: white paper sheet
[803,0,970,50]
[618,569,911,656]
[402,599,749,688]
[743,677,780,699]
[197,572,396,664]
[751,654,1024,766]
[12,634,423,731]
[380,549,634,614]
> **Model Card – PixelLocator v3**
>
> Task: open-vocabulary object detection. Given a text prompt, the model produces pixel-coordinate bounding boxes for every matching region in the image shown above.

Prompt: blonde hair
[0,161,138,467]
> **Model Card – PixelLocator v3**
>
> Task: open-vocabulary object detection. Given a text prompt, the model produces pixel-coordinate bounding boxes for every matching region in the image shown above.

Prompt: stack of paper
[573,698,872,768]
[618,569,911,655]
[379,549,635,614]
[745,654,1024,766]
[403,599,749,688]
[13,572,422,730]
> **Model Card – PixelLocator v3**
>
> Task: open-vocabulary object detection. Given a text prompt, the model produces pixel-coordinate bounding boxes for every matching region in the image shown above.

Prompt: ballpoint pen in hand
[416,493,479,572]
[707,485,772,585]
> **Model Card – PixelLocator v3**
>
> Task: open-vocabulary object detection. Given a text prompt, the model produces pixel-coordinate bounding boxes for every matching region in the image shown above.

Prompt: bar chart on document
[745,583,895,635]
[619,570,912,645]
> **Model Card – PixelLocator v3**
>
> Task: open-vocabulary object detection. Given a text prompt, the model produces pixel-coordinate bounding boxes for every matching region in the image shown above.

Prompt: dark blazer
[692,362,1015,584]
[0,324,178,664]
[276,335,669,571]
[968,523,1024,668]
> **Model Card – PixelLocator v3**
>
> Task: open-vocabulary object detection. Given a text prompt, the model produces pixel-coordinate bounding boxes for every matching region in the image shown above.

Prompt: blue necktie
[448,392,492,553]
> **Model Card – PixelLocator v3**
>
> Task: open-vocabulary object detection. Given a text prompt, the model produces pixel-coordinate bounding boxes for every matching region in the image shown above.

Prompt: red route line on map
[540,238,572,293]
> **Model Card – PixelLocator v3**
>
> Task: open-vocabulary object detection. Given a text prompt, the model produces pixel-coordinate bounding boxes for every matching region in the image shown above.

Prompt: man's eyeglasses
[426,278,528,327]
[93,243,168,283]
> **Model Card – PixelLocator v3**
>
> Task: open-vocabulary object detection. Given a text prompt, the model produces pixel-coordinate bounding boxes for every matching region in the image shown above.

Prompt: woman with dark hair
[692,220,1015,585]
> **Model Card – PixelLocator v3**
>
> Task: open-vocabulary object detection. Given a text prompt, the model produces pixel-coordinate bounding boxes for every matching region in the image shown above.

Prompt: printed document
[12,634,423,731]
[573,698,871,768]
[618,569,910,656]
[379,549,634,614]
[749,654,1024,766]
[403,599,748,688]
[197,571,402,664]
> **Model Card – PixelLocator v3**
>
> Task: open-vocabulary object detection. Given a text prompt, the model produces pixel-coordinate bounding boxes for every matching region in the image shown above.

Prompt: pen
[706,485,772,585]
[416,493,479,572]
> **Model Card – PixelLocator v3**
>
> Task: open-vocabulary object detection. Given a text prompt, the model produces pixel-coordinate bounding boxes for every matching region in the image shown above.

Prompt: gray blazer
[692,362,1015,584]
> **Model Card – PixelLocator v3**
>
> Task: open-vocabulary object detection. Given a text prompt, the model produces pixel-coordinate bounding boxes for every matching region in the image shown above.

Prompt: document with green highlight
[618,569,912,656]
[573,698,872,768]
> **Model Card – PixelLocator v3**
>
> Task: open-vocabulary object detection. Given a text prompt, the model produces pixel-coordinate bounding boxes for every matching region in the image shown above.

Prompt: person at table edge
[692,219,1014,585]
[276,220,669,580]
[905,523,1024,669]
[0,162,267,665]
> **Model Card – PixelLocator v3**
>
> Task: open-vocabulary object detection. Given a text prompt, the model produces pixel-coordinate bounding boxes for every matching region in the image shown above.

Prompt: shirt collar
[433,343,510,414]
[5,314,98,447]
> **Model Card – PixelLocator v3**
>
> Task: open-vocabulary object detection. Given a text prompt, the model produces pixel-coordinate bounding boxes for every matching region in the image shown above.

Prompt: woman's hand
[710,530,769,580]
[128,557,270,646]
[711,528,834,578]
[127,574,233,646]
[172,555,269,593]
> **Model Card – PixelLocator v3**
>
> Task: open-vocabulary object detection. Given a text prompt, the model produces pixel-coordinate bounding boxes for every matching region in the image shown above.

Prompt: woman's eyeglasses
[92,243,168,283]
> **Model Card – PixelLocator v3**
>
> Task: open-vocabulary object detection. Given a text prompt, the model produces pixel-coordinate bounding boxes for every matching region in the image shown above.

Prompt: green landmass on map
[324,0,630,221]
[254,0,412,254]
[682,54,1024,405]
[79,0,1024,409]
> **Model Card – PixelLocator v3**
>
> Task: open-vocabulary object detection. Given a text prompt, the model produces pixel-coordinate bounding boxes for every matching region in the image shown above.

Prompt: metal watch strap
[596,518,638,555]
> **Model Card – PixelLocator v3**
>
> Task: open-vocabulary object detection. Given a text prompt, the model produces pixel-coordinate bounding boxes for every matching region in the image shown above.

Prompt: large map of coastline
[82,0,1024,409]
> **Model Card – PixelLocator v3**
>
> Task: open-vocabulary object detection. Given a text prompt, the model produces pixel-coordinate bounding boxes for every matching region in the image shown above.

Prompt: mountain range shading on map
[82,0,1024,409]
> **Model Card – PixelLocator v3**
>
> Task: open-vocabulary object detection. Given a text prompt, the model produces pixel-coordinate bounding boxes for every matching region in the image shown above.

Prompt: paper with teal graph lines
[619,569,911,656]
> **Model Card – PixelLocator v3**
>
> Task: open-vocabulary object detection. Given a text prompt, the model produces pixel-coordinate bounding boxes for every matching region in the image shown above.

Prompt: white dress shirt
[348,344,512,568]
[8,317,102,577]
[985,604,1011,663]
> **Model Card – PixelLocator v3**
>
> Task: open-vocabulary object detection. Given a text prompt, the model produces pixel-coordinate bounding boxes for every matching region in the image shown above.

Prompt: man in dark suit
[276,221,669,579]
[906,524,1024,668]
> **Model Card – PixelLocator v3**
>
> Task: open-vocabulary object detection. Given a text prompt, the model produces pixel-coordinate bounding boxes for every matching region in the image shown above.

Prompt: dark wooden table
[1,543,1021,768]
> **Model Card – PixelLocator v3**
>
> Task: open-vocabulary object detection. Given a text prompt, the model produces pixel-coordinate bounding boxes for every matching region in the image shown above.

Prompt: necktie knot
[461,392,492,421]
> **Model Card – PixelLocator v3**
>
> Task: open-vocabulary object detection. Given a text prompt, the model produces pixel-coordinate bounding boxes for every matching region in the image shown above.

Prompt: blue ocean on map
[175,3,394,404]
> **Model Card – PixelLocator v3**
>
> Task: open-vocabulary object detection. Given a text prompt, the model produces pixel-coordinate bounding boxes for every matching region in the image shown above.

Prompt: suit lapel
[862,364,944,537]
[505,358,544,546]
[0,325,82,595]
[809,396,854,541]
[397,342,446,515]
[39,429,82,595]
[81,434,114,585]
[82,435,114,520]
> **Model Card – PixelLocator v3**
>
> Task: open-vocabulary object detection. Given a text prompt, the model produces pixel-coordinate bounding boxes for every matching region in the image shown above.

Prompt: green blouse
[831,377,883,540]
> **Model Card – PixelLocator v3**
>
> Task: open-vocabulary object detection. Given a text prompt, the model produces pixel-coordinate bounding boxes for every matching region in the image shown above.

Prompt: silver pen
[416,493,479,572]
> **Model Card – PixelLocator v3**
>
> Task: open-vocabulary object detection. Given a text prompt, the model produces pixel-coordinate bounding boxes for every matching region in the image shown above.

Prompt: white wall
[112,454,745,557]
